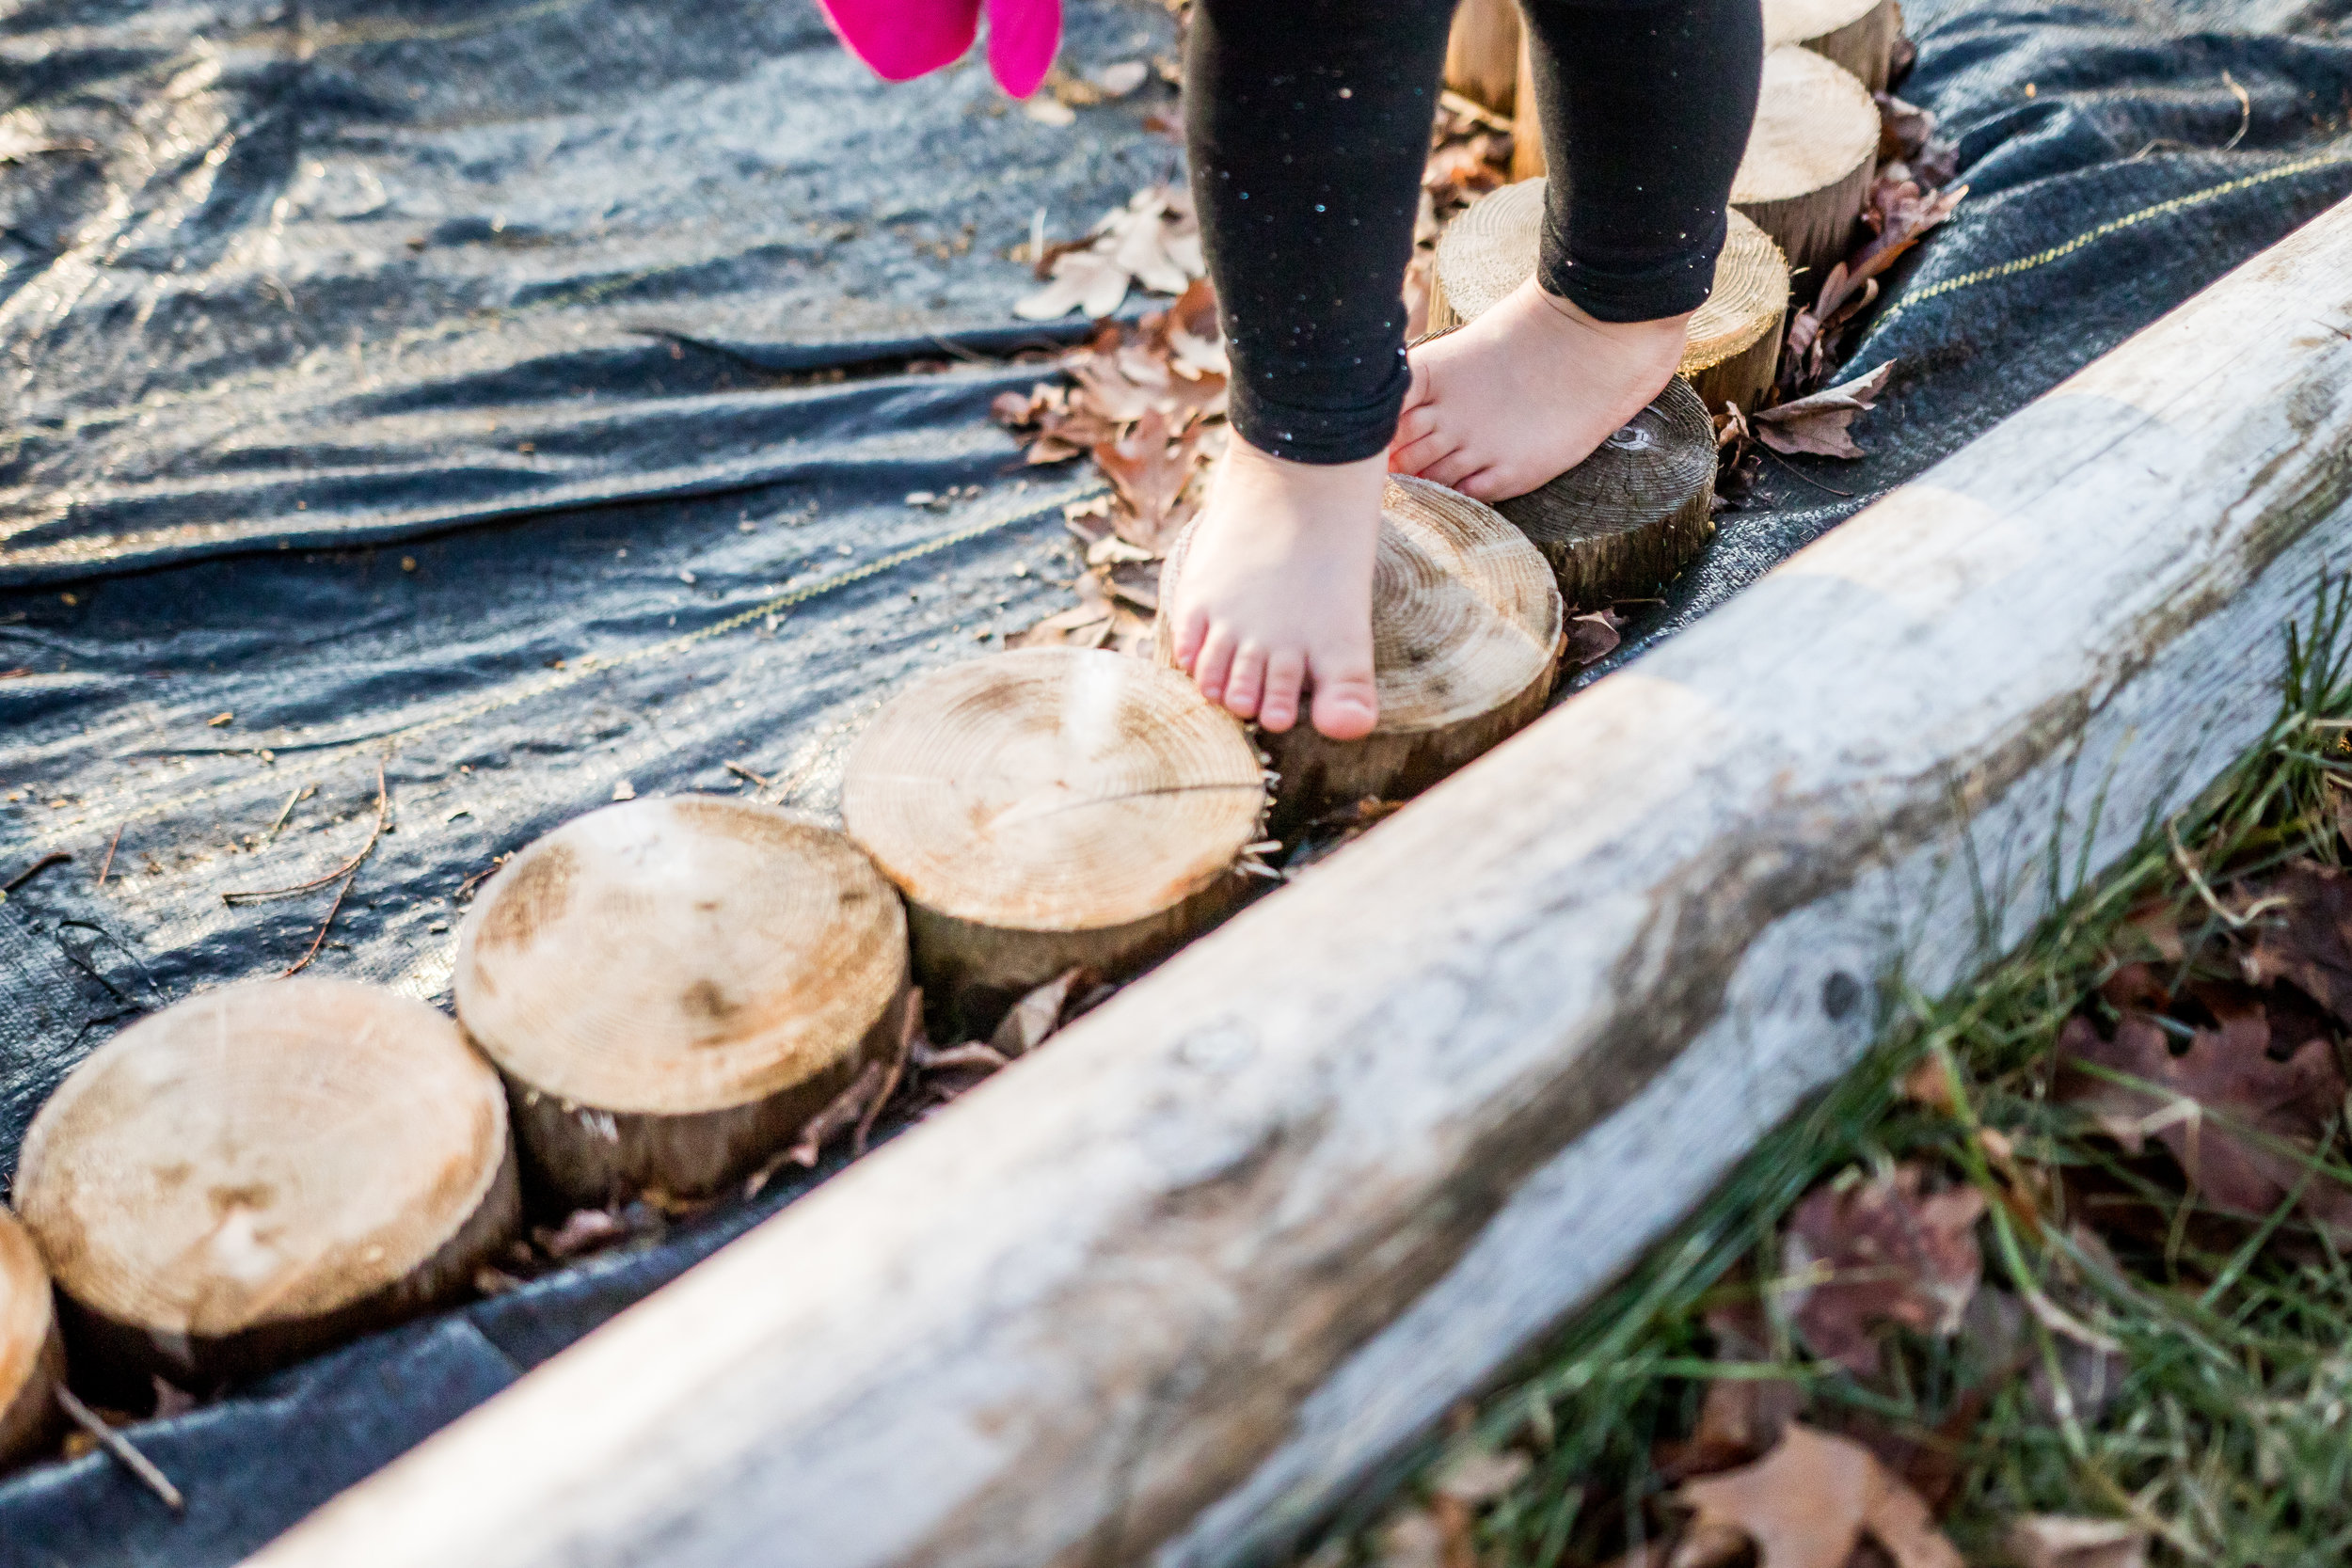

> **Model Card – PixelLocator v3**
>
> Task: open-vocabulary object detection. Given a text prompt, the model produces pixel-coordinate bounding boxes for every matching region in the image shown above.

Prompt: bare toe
[1308,659,1378,741]
[1222,644,1269,721]
[1193,626,1237,704]
[1424,448,1483,490]
[1171,605,1210,672]
[1390,402,1439,453]
[1390,429,1453,477]
[1258,650,1308,734]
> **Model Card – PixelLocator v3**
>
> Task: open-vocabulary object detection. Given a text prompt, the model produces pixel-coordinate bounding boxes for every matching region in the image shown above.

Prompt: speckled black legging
[1185,0,1763,464]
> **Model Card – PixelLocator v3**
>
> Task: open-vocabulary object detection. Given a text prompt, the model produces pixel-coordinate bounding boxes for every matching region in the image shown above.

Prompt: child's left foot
[1388,277,1692,502]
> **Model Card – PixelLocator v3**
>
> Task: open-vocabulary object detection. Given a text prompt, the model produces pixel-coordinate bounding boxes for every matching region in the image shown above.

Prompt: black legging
[1185,0,1763,465]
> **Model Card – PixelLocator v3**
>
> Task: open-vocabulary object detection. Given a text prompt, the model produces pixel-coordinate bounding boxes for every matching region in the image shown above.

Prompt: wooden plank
[248,197,2352,1568]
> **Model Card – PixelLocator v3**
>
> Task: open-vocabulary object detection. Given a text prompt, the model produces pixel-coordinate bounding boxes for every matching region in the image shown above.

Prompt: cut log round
[14,978,518,1393]
[1443,0,1521,117]
[1429,180,1788,413]
[1158,475,1565,822]
[1732,46,1882,281]
[454,798,910,1207]
[1766,0,1903,91]
[842,648,1265,1032]
[1496,376,1717,609]
[0,1207,63,1471]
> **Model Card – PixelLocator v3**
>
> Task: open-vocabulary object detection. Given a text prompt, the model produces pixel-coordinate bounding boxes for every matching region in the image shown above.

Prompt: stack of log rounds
[1158,476,1565,822]
[1496,377,1718,609]
[454,798,910,1207]
[1732,46,1882,281]
[13,979,518,1392]
[1428,180,1789,414]
[1765,0,1904,91]
[842,648,1265,1031]
[0,1209,63,1471]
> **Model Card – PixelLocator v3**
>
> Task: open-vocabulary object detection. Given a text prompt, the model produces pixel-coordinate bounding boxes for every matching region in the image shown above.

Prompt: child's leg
[1168,0,1455,740]
[1390,0,1763,499]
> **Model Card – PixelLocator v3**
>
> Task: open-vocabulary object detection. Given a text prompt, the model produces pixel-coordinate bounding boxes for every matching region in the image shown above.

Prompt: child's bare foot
[1167,439,1382,740]
[1388,277,1692,502]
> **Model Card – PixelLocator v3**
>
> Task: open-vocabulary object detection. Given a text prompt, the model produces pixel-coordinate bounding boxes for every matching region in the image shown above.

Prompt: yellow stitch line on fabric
[1876,150,2352,331]
[28,486,1099,849]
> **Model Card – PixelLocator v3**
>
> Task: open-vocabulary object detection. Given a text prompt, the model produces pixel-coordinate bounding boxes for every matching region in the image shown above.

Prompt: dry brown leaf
[1563,610,1624,665]
[1676,1425,1872,1568]
[1094,406,1206,555]
[2056,978,2352,1230]
[1677,1426,1963,1568]
[1432,1446,1532,1504]
[1851,180,1967,283]
[2240,859,2352,1026]
[1783,1163,1985,1374]
[1754,362,1896,460]
[992,968,1087,1057]
[2007,1515,2150,1568]
[1375,1508,1448,1568]
[1016,185,1205,320]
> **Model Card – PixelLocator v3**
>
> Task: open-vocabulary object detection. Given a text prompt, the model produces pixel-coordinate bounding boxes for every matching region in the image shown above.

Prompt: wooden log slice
[14,978,518,1393]
[1731,46,1881,282]
[1429,180,1788,413]
[0,1208,64,1471]
[842,648,1265,1033]
[1157,475,1565,824]
[454,798,910,1207]
[1766,0,1903,91]
[1443,0,1521,117]
[1495,376,1717,609]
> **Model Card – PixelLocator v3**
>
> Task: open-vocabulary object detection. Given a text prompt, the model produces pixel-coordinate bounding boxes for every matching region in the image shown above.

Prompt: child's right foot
[1166,438,1383,740]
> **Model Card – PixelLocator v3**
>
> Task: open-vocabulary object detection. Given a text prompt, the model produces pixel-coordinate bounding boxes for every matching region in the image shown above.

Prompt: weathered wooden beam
[249,198,2352,1568]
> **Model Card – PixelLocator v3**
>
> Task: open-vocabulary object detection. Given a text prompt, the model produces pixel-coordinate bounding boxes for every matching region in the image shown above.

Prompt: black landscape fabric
[1,0,2349,1559]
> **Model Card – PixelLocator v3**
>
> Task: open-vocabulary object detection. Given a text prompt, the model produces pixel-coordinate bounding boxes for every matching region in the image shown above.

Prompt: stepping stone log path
[14,979,520,1394]
[1731,45,1883,280]
[1496,378,1719,609]
[0,14,1883,1474]
[842,647,1266,1031]
[454,798,911,1207]
[0,1209,63,1470]
[1766,0,1905,90]
[1157,475,1565,824]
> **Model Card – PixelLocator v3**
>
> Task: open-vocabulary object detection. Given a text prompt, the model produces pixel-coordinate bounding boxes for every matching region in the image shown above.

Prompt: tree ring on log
[15,978,519,1393]
[842,648,1265,1033]
[454,798,910,1206]
[0,1208,64,1471]
[1159,475,1565,824]
[1732,46,1881,281]
[1496,377,1717,609]
[1765,0,1903,90]
[1428,180,1788,414]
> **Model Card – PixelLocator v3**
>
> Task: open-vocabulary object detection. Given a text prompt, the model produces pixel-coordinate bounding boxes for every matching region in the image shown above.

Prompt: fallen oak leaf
[1093,405,1206,555]
[1851,180,1967,282]
[1754,362,1896,460]
[1675,1425,1963,1568]
[1782,1160,1984,1375]
[1430,1446,1532,1505]
[2238,859,2352,1026]
[2055,986,2352,1230]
